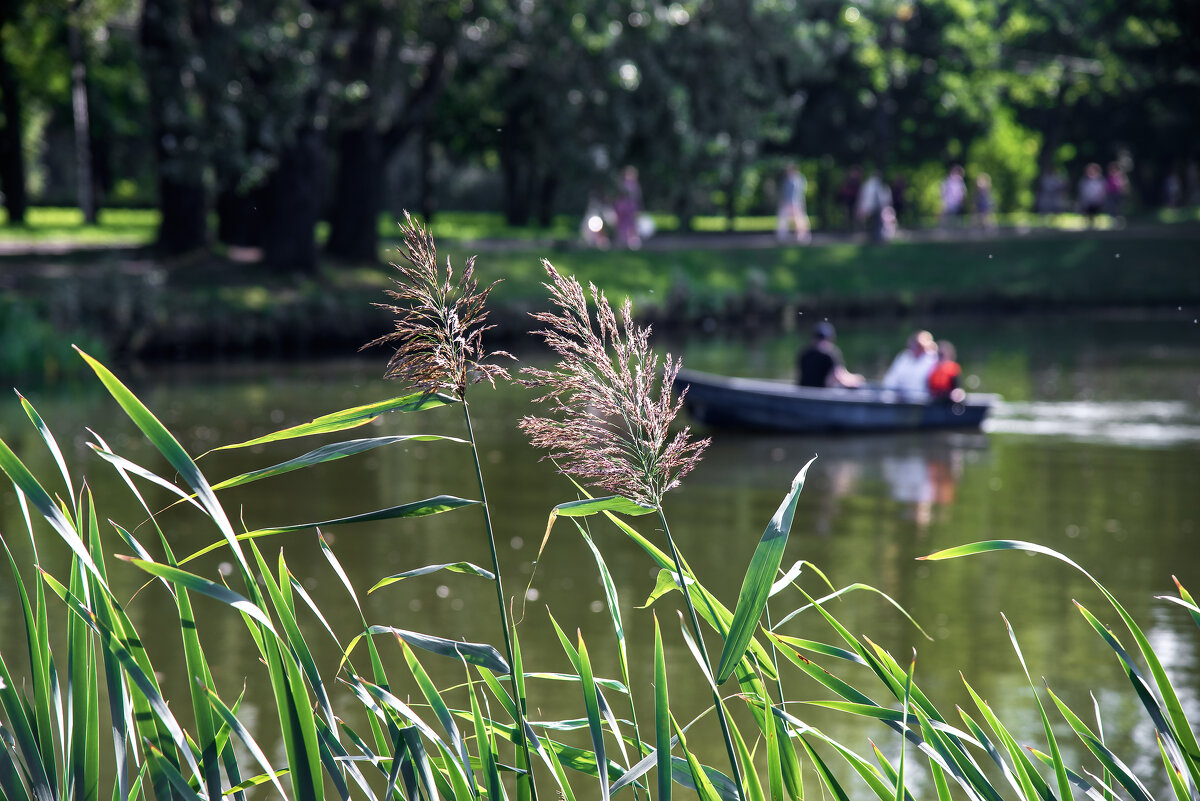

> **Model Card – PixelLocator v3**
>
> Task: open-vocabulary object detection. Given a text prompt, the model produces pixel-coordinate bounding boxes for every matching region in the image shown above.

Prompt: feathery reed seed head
[364,212,511,396]
[519,260,708,507]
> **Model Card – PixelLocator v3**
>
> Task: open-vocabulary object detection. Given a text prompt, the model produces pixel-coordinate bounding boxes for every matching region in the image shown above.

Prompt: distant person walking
[940,165,966,226]
[614,166,643,249]
[1078,163,1107,225]
[856,168,894,244]
[974,173,995,229]
[1105,162,1129,218]
[776,162,812,244]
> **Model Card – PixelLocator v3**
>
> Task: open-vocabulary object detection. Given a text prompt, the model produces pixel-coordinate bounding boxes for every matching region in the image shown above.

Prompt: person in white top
[882,330,939,393]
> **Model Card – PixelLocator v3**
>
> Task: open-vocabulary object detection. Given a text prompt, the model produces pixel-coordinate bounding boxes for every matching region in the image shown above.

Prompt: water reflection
[692,430,986,534]
[1,313,1199,796]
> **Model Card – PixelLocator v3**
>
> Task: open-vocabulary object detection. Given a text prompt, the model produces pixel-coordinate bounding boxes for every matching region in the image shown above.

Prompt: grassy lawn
[3,207,1199,316]
[444,226,1200,314]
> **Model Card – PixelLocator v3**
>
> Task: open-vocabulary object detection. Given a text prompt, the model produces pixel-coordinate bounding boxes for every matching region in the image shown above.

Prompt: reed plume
[519,260,708,507]
[364,212,511,397]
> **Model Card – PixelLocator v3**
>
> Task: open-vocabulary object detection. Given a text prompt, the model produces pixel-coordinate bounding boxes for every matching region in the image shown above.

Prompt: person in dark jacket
[797,322,864,388]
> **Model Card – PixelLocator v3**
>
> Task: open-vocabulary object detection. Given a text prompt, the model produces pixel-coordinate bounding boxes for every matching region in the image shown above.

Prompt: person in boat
[927,340,966,402]
[797,322,865,388]
[881,330,938,393]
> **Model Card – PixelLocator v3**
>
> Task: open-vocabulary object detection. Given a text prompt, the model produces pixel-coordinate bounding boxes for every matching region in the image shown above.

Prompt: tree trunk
[216,184,265,248]
[157,178,207,251]
[325,124,382,262]
[724,152,744,230]
[535,169,557,228]
[263,125,323,274]
[141,0,208,253]
[418,122,436,223]
[0,28,27,225]
[68,1,97,223]
[673,184,695,232]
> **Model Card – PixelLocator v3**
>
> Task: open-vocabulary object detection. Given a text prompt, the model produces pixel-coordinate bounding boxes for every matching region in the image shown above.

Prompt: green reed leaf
[1001,614,1074,801]
[797,735,852,801]
[254,495,481,535]
[0,437,105,590]
[369,626,510,674]
[39,571,203,789]
[402,642,473,781]
[1047,686,1153,801]
[765,698,783,801]
[197,682,290,801]
[0,733,33,801]
[962,681,1052,801]
[145,742,205,801]
[717,459,813,684]
[183,495,480,562]
[815,734,909,801]
[117,556,277,634]
[923,539,1200,787]
[469,672,505,801]
[523,673,627,693]
[0,539,57,801]
[1159,733,1192,801]
[1166,576,1200,632]
[554,496,656,518]
[604,510,778,680]
[672,720,722,801]
[578,635,609,801]
[211,434,466,490]
[727,710,765,801]
[76,348,254,585]
[17,392,74,512]
[67,554,101,801]
[654,614,672,801]
[371,561,495,592]
[211,392,457,452]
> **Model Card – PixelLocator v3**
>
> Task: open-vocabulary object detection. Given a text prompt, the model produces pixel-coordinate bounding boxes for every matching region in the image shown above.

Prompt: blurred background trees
[0,0,1196,269]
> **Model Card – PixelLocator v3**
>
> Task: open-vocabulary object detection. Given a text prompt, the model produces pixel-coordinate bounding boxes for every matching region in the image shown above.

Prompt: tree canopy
[0,0,1195,267]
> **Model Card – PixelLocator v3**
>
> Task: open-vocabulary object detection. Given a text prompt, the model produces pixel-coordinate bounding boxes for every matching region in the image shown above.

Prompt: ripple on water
[987,400,1200,446]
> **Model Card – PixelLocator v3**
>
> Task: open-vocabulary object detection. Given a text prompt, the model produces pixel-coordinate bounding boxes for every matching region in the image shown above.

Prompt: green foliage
[0,293,108,379]
[3,265,1200,801]
[966,108,1042,212]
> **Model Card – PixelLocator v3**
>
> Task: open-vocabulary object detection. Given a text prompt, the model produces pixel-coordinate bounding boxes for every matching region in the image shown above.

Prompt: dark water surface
[2,310,1198,796]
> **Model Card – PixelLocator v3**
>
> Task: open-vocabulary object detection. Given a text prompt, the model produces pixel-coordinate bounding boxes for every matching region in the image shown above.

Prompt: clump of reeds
[3,219,1199,801]
[365,211,511,398]
[519,259,708,508]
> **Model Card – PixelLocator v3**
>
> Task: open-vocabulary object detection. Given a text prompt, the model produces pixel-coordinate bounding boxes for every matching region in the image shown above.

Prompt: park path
[0,216,1188,260]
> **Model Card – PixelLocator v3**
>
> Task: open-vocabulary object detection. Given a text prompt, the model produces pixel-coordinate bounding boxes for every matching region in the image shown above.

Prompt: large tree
[139,0,209,252]
[0,0,38,225]
[322,0,460,262]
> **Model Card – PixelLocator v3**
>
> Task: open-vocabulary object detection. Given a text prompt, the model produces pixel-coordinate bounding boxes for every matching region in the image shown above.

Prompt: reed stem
[463,400,537,801]
[657,508,746,801]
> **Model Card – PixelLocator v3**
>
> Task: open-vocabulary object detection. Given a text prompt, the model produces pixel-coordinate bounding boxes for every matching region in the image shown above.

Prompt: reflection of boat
[673,368,998,433]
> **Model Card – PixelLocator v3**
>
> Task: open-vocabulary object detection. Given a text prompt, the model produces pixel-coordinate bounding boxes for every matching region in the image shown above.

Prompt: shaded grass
[3,208,1198,327]
[444,227,1200,314]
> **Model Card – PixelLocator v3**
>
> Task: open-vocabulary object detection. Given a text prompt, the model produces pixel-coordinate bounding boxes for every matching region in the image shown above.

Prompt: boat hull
[673,368,996,433]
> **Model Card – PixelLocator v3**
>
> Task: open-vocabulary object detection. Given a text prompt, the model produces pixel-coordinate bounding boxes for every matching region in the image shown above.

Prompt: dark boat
[672,368,998,433]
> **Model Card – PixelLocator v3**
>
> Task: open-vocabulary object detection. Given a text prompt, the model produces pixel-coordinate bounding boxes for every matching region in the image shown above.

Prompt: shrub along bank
[3,222,1198,373]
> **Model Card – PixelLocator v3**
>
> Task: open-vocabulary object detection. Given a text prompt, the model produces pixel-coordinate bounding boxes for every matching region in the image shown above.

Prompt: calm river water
[2,310,1198,795]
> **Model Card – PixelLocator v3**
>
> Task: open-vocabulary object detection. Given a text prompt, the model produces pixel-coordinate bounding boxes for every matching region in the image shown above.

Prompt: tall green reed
[364,213,536,800]
[1,219,1198,801]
